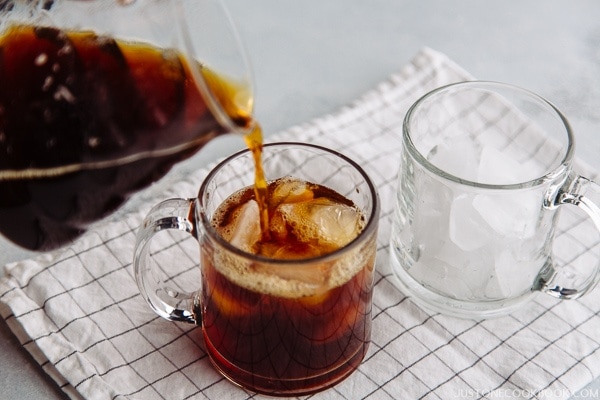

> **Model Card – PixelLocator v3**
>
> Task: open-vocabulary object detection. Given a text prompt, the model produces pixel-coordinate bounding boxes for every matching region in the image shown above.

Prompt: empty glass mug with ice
[134,143,379,395]
[390,81,600,319]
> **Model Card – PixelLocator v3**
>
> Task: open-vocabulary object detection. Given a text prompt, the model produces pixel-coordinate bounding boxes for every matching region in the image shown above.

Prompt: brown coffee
[198,177,374,395]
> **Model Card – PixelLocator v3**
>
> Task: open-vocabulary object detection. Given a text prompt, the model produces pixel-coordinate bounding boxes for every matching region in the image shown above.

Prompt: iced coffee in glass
[134,142,379,396]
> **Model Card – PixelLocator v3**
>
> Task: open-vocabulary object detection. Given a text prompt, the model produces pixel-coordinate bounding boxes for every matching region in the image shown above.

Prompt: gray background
[1,0,599,398]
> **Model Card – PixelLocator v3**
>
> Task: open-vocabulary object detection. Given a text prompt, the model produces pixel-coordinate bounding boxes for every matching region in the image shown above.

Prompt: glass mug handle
[541,172,600,298]
[133,198,198,324]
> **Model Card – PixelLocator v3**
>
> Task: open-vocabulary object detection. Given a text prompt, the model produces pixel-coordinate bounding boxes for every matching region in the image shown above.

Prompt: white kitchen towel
[1,47,600,400]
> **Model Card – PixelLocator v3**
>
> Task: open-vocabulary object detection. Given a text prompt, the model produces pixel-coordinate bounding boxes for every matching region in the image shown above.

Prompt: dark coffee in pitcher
[0,24,252,250]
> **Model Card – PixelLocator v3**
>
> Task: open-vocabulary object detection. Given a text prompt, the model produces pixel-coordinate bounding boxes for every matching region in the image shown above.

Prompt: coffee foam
[209,237,374,299]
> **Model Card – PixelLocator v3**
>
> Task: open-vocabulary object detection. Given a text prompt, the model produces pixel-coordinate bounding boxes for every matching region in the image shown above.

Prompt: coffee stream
[199,61,270,239]
[242,125,270,240]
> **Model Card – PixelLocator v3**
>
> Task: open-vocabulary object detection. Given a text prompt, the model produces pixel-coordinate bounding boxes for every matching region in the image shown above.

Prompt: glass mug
[0,0,253,251]
[134,143,379,396]
[390,81,600,319]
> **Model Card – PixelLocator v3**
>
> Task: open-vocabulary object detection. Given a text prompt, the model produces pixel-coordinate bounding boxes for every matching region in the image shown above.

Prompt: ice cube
[411,241,491,301]
[450,246,502,300]
[408,227,507,302]
[483,270,504,300]
[267,208,289,241]
[477,146,524,185]
[269,177,314,208]
[229,200,261,253]
[490,246,541,298]
[472,191,539,239]
[427,137,480,182]
[448,194,492,251]
[279,197,362,249]
[411,168,453,255]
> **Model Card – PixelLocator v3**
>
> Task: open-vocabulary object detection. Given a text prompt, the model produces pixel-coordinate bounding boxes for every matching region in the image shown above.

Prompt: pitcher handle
[540,173,600,298]
[133,198,199,324]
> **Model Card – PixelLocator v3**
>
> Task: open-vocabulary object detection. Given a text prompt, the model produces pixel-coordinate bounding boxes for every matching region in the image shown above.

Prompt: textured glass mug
[134,143,379,396]
[390,81,600,319]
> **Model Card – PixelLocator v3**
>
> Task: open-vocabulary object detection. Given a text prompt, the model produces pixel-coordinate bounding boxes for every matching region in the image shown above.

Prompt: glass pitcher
[0,0,255,250]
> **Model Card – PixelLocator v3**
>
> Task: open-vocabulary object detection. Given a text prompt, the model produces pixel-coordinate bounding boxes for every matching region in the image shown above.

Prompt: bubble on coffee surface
[210,176,370,299]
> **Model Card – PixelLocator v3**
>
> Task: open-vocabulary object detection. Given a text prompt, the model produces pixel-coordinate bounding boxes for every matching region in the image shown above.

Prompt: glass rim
[197,141,380,265]
[403,80,575,189]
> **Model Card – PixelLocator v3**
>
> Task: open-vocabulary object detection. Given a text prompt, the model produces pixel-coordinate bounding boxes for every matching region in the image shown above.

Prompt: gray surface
[1,0,600,398]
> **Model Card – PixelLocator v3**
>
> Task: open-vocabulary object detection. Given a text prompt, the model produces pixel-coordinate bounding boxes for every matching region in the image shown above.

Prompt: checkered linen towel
[1,48,600,400]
